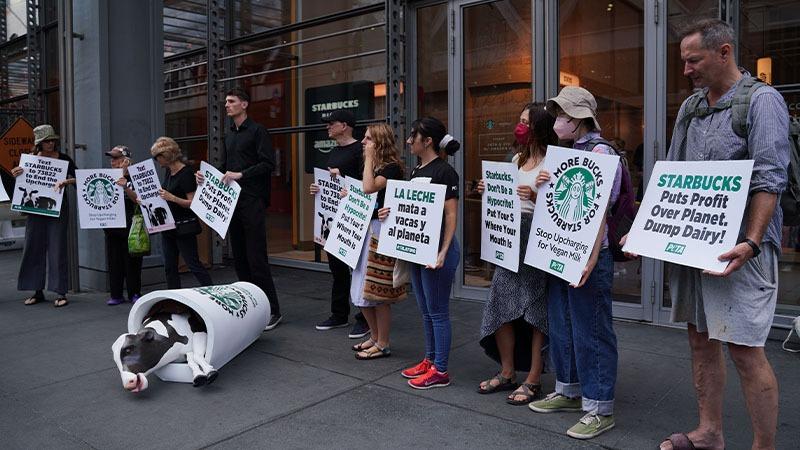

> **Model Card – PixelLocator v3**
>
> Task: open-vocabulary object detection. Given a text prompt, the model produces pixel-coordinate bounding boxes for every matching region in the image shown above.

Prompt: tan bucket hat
[33,124,59,146]
[546,86,602,132]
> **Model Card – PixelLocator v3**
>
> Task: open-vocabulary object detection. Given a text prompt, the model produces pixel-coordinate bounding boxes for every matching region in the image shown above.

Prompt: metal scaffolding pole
[58,0,79,292]
[25,0,40,118]
[386,0,405,140]
[207,0,224,265]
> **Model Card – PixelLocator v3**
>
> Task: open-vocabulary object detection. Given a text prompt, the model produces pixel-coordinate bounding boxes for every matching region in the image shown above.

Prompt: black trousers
[326,251,352,320]
[18,210,69,296]
[105,231,142,299]
[162,232,213,289]
[229,197,280,316]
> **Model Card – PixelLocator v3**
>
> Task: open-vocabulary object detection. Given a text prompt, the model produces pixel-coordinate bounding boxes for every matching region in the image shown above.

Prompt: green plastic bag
[128,210,151,256]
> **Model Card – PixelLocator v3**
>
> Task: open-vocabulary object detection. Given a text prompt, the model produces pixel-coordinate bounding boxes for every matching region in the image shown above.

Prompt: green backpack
[677,76,800,226]
[128,210,151,256]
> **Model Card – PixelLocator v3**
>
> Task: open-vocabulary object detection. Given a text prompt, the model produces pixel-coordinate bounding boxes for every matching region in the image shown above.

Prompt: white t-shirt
[512,153,543,214]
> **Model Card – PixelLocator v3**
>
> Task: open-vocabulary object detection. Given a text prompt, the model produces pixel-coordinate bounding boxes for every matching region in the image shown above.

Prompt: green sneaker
[566,413,615,439]
[528,392,582,413]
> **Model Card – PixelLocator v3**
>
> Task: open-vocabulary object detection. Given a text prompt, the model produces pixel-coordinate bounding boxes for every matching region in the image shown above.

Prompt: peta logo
[549,260,565,273]
[396,244,416,255]
[495,250,504,261]
[665,242,686,255]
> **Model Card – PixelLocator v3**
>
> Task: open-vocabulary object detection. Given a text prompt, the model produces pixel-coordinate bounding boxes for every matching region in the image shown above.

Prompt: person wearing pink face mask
[528,86,623,440]
[475,103,557,406]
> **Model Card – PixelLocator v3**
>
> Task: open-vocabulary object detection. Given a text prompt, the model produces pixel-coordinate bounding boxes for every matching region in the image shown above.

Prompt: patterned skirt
[479,213,548,372]
[351,220,406,307]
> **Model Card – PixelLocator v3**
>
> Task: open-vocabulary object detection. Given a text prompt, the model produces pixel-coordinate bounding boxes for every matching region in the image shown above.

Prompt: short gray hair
[679,19,735,51]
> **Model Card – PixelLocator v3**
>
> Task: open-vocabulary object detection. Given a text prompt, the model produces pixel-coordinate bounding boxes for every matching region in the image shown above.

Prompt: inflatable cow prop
[112,282,269,392]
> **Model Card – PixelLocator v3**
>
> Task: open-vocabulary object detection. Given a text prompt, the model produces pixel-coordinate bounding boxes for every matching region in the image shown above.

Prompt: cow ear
[140,329,155,342]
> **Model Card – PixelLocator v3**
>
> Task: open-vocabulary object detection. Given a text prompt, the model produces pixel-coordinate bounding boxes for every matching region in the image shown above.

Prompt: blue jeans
[410,240,460,373]
[547,248,617,415]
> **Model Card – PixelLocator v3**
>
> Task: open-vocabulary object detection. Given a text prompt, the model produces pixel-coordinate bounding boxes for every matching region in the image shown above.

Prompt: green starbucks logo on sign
[87,178,115,207]
[553,167,596,223]
[195,285,254,319]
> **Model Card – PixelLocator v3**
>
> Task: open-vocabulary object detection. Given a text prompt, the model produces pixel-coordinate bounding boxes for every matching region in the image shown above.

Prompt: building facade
[2,0,798,331]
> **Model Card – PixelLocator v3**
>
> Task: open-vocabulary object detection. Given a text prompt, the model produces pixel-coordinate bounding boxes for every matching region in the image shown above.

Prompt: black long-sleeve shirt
[221,116,275,205]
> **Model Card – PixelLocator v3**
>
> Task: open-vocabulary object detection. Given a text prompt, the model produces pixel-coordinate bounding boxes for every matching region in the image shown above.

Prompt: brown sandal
[506,383,541,405]
[24,296,43,305]
[53,297,69,308]
[477,373,518,394]
[352,338,375,351]
[355,345,391,360]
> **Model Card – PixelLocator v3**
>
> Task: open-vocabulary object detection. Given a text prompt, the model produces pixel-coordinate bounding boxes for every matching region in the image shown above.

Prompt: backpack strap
[730,76,765,138]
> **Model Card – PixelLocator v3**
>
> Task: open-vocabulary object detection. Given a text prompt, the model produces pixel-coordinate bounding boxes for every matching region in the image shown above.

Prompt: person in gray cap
[11,124,76,307]
[527,86,623,440]
[103,145,143,306]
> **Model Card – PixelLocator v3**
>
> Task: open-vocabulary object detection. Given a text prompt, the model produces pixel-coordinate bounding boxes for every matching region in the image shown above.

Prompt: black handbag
[173,217,202,236]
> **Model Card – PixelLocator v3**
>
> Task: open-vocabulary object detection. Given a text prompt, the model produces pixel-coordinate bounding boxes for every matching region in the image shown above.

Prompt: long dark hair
[516,102,557,168]
[409,117,461,157]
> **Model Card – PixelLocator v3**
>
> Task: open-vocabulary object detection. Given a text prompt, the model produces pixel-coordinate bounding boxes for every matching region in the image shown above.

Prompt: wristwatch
[743,238,761,257]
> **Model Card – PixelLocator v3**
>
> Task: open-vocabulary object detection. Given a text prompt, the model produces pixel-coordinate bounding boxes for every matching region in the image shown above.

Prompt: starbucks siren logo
[545,157,605,233]
[82,174,120,210]
[195,285,253,319]
[554,167,596,222]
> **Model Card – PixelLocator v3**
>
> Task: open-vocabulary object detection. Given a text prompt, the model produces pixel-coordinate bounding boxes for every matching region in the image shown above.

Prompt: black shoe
[348,320,370,339]
[264,314,283,331]
[315,316,349,330]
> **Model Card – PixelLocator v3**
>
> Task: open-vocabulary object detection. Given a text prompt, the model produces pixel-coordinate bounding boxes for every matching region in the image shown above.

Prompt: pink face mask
[513,122,530,145]
[553,116,579,140]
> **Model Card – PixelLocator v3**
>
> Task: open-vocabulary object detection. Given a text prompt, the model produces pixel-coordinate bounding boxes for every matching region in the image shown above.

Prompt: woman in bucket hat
[11,124,77,307]
[527,86,623,440]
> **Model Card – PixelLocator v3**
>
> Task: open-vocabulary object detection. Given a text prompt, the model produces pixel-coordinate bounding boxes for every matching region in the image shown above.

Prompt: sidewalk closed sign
[191,161,241,238]
[0,117,33,175]
[525,146,619,284]
[377,179,446,266]
[313,167,344,245]
[128,159,175,234]
[323,177,376,269]
[76,169,125,229]
[480,161,520,272]
[623,160,753,273]
[11,153,69,217]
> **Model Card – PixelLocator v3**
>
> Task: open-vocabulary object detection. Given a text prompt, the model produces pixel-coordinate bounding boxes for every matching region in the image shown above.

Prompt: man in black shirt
[310,109,368,337]
[196,87,282,330]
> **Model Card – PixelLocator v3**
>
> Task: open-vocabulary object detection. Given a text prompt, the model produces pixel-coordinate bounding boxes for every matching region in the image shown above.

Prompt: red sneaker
[401,359,433,379]
[408,367,450,390]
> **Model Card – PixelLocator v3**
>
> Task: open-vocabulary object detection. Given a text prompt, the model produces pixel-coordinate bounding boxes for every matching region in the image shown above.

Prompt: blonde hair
[366,123,404,174]
[150,136,184,164]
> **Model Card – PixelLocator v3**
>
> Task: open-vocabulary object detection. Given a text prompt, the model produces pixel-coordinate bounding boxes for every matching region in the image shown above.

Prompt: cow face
[111,322,188,392]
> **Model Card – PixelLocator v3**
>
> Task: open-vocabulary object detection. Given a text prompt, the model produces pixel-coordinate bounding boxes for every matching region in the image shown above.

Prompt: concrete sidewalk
[0,248,797,449]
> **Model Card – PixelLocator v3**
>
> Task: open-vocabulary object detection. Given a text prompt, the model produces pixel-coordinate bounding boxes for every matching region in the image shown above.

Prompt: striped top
[667,71,790,249]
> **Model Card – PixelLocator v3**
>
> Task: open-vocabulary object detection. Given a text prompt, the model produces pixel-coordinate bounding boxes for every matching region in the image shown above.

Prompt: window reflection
[559,0,644,303]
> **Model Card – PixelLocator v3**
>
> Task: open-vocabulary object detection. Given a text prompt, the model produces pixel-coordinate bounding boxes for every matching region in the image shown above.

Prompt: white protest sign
[323,177,377,269]
[76,169,125,229]
[0,182,8,202]
[525,145,619,284]
[623,160,753,272]
[11,153,68,217]
[128,159,175,234]
[190,161,241,239]
[377,179,446,266]
[313,167,344,245]
[481,161,521,272]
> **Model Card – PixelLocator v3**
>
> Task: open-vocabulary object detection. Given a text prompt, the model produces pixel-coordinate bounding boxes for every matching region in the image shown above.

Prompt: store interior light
[374,82,404,98]
[757,57,772,85]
